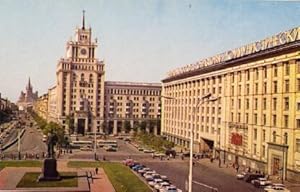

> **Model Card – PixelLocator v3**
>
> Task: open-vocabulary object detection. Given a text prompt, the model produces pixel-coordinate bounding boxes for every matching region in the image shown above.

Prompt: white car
[264,184,290,192]
[138,167,151,174]
[143,170,156,177]
[236,172,246,179]
[154,181,170,190]
[252,177,272,187]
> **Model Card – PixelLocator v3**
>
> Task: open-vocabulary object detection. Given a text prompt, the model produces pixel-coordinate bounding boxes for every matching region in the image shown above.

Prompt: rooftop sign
[167,27,300,78]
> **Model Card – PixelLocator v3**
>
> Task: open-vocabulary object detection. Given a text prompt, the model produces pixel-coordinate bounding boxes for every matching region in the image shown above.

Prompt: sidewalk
[197,158,300,192]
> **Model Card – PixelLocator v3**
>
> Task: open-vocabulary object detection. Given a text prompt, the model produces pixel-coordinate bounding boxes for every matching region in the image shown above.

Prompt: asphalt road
[141,161,263,192]
[3,123,46,154]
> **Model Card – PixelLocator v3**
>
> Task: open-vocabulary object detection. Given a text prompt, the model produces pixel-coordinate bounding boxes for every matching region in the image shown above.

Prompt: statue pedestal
[38,158,61,181]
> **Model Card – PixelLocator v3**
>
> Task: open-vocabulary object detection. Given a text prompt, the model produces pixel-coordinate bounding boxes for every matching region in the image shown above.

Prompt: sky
[0,0,300,102]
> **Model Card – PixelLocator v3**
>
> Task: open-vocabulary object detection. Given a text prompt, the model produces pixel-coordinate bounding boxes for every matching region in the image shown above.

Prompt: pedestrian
[181,154,184,160]
[95,167,98,175]
[218,157,221,168]
[236,164,240,173]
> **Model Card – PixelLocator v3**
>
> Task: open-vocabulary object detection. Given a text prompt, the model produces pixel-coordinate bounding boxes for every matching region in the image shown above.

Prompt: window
[238,72,242,82]
[297,119,300,128]
[296,139,300,152]
[263,82,267,94]
[263,114,266,125]
[262,145,266,157]
[285,62,290,75]
[273,98,277,110]
[263,98,267,110]
[263,66,267,78]
[254,114,258,125]
[284,133,288,145]
[238,99,241,109]
[262,130,266,142]
[254,98,258,110]
[246,84,250,95]
[298,103,300,111]
[231,85,234,96]
[297,61,300,73]
[255,83,258,94]
[297,79,300,91]
[246,98,249,110]
[284,115,289,128]
[284,97,289,111]
[254,129,257,140]
[254,144,257,155]
[237,113,241,122]
[273,81,278,93]
[245,113,249,123]
[246,70,250,80]
[273,64,278,77]
[273,115,277,127]
[285,80,290,92]
[238,85,241,95]
[272,131,276,143]
[255,68,259,80]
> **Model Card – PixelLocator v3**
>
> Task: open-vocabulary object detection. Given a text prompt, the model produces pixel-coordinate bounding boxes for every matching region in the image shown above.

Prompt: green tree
[124,120,131,133]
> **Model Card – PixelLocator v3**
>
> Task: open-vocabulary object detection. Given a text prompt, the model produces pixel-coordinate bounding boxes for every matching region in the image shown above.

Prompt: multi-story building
[52,12,162,135]
[104,81,161,134]
[17,78,38,111]
[33,94,48,120]
[162,27,300,181]
[56,12,105,135]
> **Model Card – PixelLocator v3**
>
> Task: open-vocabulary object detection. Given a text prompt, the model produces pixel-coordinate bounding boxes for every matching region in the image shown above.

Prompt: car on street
[236,172,247,179]
[264,183,290,192]
[244,173,264,183]
[154,181,170,191]
[132,165,145,171]
[161,185,182,192]
[138,167,151,174]
[252,177,272,187]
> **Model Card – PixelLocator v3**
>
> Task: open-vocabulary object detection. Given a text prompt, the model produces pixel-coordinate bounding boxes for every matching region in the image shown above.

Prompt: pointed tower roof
[26,77,32,90]
[82,10,85,30]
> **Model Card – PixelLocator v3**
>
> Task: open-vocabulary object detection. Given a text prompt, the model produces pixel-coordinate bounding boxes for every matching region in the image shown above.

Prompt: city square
[1,1,300,192]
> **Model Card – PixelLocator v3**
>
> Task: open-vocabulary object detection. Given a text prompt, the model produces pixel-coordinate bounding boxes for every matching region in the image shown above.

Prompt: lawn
[0,160,42,168]
[68,161,151,192]
[17,172,78,188]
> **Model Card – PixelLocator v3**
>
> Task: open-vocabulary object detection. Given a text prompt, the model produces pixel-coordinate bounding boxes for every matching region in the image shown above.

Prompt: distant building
[104,81,161,135]
[17,78,38,110]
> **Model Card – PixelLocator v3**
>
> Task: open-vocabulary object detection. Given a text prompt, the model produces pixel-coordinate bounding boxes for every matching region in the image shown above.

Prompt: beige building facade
[56,13,105,135]
[33,94,48,120]
[104,81,161,135]
[162,27,300,181]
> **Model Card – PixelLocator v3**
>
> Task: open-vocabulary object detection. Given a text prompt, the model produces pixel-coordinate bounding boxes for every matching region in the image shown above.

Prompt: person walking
[95,167,98,175]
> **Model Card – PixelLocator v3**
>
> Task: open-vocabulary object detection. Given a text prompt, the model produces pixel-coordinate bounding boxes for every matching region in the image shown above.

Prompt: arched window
[284,132,288,145]
[272,131,276,143]
[89,74,93,83]
[81,73,84,81]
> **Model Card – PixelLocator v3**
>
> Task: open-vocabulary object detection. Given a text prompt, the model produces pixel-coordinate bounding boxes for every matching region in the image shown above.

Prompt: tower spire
[82,10,85,30]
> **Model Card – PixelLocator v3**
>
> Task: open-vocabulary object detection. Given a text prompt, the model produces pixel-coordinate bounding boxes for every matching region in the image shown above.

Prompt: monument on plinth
[38,131,61,181]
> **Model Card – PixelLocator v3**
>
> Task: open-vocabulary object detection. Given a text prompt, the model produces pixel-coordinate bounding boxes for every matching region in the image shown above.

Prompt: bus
[98,140,117,148]
[70,140,93,149]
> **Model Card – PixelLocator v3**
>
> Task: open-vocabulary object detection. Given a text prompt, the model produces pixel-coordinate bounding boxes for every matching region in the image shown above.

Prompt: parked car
[161,185,182,192]
[154,181,170,191]
[244,173,264,183]
[132,165,145,171]
[264,183,290,192]
[236,172,247,180]
[252,177,272,187]
[138,167,151,174]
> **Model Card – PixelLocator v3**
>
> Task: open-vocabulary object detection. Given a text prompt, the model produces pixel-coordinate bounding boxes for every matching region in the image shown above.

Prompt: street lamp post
[94,129,97,160]
[189,93,218,192]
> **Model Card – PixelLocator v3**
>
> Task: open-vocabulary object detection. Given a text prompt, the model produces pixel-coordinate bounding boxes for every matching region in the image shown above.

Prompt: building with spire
[34,11,162,136]
[56,10,105,134]
[17,77,38,110]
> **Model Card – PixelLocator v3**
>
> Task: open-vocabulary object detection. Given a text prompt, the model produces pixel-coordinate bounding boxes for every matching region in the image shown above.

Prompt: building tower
[56,11,105,135]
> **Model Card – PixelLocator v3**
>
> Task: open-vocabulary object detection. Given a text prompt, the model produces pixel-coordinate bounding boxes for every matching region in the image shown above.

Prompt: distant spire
[82,10,85,29]
[28,77,31,87]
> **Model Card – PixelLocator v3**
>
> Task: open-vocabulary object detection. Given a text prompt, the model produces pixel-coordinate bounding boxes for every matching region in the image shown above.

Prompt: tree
[140,121,147,132]
[65,115,74,134]
[124,120,131,133]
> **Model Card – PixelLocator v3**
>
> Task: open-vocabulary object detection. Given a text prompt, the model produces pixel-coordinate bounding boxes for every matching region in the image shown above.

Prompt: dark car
[165,149,176,157]
[244,173,264,183]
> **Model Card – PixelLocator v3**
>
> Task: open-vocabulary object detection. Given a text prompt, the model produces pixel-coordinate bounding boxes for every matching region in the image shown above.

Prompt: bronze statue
[47,131,58,158]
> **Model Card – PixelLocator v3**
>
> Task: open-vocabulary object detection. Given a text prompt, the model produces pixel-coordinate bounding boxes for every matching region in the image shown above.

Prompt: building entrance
[272,157,280,175]
[77,119,85,135]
